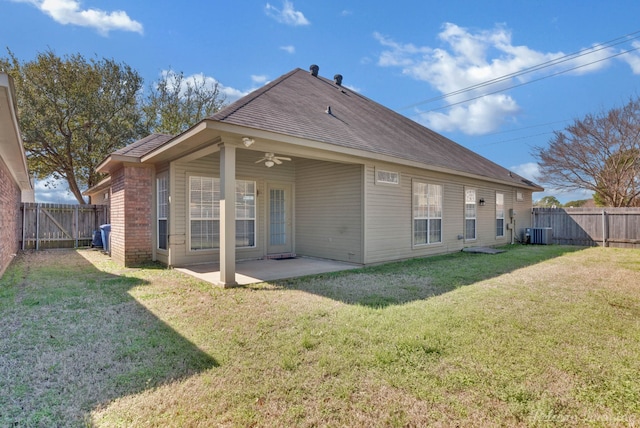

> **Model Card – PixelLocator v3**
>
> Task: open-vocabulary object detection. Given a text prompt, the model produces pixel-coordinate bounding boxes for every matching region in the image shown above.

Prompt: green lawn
[1,245,639,427]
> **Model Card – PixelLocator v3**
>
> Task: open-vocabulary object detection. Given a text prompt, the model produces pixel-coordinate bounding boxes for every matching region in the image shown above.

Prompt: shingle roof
[210,67,540,189]
[113,133,173,158]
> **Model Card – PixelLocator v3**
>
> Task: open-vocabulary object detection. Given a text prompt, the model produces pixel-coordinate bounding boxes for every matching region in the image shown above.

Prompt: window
[190,176,219,250]
[413,182,442,245]
[465,189,476,240]
[189,176,256,250]
[235,180,256,247]
[496,192,505,238]
[376,169,399,185]
[516,191,524,201]
[157,173,168,250]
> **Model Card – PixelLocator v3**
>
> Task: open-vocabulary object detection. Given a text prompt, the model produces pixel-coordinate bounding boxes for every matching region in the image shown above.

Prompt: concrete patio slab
[175,257,362,286]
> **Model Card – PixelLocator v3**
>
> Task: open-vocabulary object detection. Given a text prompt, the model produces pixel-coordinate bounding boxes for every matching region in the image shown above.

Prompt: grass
[1,246,639,426]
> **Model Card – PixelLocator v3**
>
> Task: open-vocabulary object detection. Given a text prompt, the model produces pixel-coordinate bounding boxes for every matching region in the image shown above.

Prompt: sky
[3,0,640,204]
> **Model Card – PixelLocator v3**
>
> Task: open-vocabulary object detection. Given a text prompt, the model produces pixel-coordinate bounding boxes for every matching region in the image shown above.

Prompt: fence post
[602,209,608,247]
[21,204,25,250]
[74,205,79,248]
[35,203,40,251]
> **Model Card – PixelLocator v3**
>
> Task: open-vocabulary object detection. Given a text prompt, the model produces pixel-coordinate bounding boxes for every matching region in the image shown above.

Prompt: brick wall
[109,164,154,266]
[0,156,21,277]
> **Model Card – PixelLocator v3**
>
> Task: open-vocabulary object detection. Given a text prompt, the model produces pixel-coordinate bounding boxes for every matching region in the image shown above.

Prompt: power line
[400,29,640,111]
[421,44,640,113]
[468,119,571,148]
[470,131,555,148]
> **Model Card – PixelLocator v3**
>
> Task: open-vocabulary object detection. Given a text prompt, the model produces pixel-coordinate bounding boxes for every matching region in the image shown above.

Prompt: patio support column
[219,143,237,287]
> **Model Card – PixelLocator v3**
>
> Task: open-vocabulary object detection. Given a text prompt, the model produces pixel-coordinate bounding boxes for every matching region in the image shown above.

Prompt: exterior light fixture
[242,137,254,147]
[479,198,485,206]
[264,160,275,168]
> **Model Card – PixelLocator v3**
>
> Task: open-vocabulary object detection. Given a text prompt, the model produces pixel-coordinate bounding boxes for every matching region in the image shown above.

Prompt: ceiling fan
[255,152,291,167]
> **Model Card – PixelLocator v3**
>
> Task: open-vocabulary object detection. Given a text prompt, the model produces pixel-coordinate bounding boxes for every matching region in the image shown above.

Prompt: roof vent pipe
[334,74,343,86]
[309,64,319,76]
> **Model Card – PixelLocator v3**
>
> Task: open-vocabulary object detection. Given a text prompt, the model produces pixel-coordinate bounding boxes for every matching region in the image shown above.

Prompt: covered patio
[175,257,361,286]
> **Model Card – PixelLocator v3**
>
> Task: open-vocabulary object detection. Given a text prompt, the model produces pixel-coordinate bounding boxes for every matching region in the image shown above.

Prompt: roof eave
[141,121,210,164]
[83,175,112,196]
[190,121,544,191]
[0,73,33,192]
[96,154,141,174]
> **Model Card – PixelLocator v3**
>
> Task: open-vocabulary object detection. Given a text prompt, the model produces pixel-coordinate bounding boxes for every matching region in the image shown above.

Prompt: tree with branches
[2,50,228,204]
[1,49,143,204]
[534,98,640,207]
[142,69,227,135]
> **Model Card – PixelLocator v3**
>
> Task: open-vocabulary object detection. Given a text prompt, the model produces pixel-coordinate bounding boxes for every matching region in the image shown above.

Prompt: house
[87,65,543,286]
[0,73,34,277]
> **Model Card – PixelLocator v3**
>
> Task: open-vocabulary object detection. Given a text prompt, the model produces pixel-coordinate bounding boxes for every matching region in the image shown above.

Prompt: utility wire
[400,29,640,111]
[423,44,640,113]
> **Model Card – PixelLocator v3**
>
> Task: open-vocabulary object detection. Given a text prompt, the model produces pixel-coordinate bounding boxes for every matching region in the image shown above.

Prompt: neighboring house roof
[208,67,542,191]
[0,73,32,192]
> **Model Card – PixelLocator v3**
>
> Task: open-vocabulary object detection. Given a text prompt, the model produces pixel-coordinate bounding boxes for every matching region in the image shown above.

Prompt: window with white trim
[189,176,256,250]
[235,180,256,247]
[376,169,399,185]
[157,173,168,250]
[413,182,442,245]
[465,189,477,240]
[496,192,505,238]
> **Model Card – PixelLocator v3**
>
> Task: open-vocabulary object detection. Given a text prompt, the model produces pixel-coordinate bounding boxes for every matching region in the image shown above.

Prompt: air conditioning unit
[525,227,553,245]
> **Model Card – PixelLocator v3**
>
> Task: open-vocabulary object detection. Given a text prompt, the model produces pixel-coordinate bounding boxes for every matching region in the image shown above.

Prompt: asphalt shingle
[210,67,539,189]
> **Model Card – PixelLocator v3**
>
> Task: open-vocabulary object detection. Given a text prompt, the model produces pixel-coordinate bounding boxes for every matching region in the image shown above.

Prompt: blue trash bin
[92,229,103,248]
[100,224,111,253]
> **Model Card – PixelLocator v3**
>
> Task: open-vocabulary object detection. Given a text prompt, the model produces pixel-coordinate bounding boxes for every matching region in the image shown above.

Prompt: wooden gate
[20,203,110,250]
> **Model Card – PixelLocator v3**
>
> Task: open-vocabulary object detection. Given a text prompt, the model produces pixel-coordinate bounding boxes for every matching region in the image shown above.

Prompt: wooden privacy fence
[532,207,640,248]
[21,203,110,250]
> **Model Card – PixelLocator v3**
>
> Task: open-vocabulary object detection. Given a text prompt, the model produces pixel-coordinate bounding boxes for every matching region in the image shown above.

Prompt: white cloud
[375,23,628,135]
[265,1,309,26]
[251,75,269,84]
[13,0,143,35]
[510,162,540,182]
[280,45,296,54]
[34,176,78,204]
[416,94,520,135]
[619,40,640,74]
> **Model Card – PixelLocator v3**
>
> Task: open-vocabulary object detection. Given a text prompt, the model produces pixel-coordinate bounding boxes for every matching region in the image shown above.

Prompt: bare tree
[534,98,640,207]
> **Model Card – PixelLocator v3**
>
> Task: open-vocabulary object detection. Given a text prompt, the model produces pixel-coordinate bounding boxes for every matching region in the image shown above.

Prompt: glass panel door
[267,183,292,254]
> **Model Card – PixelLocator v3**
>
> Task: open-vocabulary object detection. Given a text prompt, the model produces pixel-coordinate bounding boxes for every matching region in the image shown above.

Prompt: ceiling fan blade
[255,158,266,163]
[273,158,282,164]
[276,157,292,161]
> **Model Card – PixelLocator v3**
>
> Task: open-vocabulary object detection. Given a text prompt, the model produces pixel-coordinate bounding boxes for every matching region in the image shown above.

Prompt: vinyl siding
[365,163,530,264]
[169,148,294,267]
[161,146,534,267]
[295,159,363,263]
